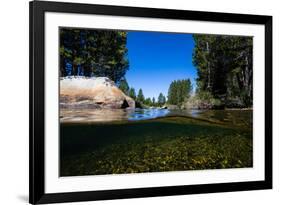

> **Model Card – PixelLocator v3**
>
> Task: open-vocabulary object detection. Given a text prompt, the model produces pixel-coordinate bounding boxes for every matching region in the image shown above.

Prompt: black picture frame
[29,1,272,204]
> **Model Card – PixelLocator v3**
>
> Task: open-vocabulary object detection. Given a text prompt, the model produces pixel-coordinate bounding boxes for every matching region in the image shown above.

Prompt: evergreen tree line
[167,79,192,107]
[119,79,166,107]
[192,34,253,107]
[59,28,129,83]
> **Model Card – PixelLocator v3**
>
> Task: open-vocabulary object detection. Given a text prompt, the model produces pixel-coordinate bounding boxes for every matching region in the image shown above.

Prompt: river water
[60,108,252,128]
[60,108,253,176]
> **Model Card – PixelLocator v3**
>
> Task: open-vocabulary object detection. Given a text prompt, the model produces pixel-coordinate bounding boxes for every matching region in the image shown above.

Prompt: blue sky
[126,31,197,99]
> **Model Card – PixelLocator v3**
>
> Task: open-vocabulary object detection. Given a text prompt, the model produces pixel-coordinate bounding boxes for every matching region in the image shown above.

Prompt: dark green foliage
[128,87,136,99]
[144,98,152,106]
[59,28,129,83]
[137,89,145,103]
[141,93,166,107]
[168,79,192,107]
[152,97,156,105]
[118,78,129,95]
[192,34,253,107]
[157,93,166,106]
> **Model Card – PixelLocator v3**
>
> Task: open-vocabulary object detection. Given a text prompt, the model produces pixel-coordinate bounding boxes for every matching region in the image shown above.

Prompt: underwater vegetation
[60,114,252,176]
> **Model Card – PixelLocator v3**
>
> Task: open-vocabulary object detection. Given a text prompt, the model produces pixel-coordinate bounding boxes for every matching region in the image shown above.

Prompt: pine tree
[152,97,156,106]
[168,79,192,106]
[129,87,136,99]
[158,93,166,106]
[137,89,145,103]
[168,80,177,105]
[192,34,253,107]
[119,78,129,95]
[59,28,129,83]
[145,98,152,106]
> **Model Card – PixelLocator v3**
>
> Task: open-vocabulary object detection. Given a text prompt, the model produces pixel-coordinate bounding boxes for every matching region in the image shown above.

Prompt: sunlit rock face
[60,76,135,109]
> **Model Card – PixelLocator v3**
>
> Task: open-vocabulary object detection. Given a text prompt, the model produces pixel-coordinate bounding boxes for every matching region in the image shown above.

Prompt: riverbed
[60,109,252,176]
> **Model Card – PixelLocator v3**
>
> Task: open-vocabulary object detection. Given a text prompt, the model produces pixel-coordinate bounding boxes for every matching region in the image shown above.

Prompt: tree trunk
[206,42,211,91]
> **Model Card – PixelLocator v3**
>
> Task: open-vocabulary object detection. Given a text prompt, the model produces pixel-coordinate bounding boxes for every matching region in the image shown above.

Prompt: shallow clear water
[128,108,170,120]
[60,108,252,128]
[60,108,170,123]
[60,109,253,176]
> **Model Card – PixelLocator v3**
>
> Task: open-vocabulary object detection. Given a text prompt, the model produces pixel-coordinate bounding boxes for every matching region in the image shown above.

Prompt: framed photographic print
[29,0,272,204]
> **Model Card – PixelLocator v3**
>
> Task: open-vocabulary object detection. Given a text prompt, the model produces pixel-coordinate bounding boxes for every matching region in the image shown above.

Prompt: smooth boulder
[60,76,135,109]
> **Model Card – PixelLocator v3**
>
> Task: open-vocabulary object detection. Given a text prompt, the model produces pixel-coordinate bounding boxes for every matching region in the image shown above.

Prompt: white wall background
[0,0,279,204]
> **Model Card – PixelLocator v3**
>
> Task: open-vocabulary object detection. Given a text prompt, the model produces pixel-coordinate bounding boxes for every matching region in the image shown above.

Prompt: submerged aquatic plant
[60,115,252,176]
